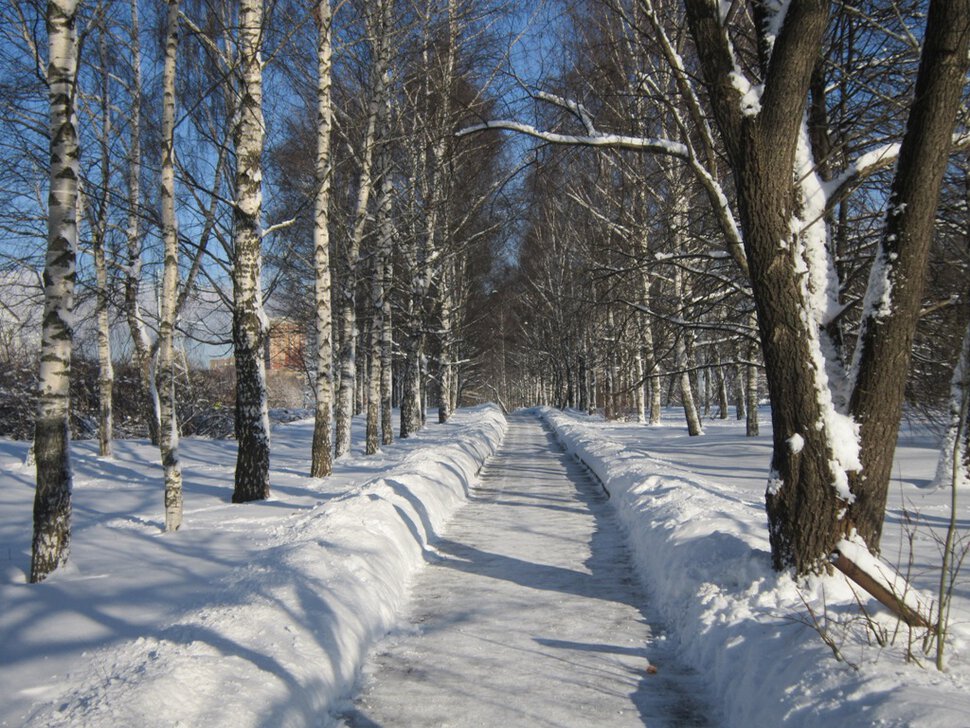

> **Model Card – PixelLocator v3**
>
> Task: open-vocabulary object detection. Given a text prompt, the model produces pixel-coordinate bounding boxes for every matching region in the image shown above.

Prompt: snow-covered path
[337,414,711,727]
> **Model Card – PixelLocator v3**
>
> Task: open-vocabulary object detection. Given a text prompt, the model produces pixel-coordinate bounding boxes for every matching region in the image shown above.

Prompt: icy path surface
[337,414,711,727]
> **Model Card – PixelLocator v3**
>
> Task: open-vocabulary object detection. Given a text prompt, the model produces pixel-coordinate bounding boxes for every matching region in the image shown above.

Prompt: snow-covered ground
[0,405,505,727]
[540,406,970,728]
[2,404,967,727]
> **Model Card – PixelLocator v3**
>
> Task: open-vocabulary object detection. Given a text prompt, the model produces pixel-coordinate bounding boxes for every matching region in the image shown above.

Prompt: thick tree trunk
[158,0,183,530]
[846,0,970,547]
[310,0,334,479]
[232,0,271,503]
[32,0,80,583]
[684,0,850,573]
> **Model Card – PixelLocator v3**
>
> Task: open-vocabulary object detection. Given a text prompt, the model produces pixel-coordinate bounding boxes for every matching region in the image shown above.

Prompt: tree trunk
[158,0,184,530]
[381,256,394,446]
[310,0,334,479]
[335,0,390,457]
[715,359,729,420]
[634,350,646,424]
[93,28,113,458]
[231,0,271,503]
[32,0,80,583]
[846,0,970,547]
[123,0,160,447]
[684,0,851,573]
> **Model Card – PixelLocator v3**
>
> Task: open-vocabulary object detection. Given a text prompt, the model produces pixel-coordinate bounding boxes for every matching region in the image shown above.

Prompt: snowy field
[541,407,970,728]
[2,403,968,727]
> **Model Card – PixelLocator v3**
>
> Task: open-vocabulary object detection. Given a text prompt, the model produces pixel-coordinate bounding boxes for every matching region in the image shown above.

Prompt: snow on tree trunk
[335,0,390,458]
[231,0,271,503]
[158,0,183,530]
[846,0,970,548]
[684,0,853,573]
[31,0,80,583]
[310,0,334,479]
[123,0,160,447]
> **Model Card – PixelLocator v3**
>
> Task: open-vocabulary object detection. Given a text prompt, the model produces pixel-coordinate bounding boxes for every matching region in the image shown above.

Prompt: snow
[540,407,970,727]
[0,405,505,727]
[729,71,762,117]
[339,414,711,726]
[3,404,969,727]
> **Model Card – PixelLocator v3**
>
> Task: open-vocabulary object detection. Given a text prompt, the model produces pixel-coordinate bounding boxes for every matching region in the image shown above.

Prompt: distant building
[266,318,305,372]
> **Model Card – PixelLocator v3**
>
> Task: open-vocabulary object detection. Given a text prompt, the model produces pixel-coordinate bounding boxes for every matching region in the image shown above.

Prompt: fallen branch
[833,540,935,630]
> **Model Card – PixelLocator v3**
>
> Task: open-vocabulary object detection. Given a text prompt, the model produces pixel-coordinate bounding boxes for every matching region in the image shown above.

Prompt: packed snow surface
[339,414,710,726]
[2,405,968,727]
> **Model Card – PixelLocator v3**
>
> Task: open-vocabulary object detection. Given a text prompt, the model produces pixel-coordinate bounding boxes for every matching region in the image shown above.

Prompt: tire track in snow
[336,413,712,727]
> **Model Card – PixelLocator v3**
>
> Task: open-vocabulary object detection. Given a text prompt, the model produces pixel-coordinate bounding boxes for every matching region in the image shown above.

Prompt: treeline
[1,0,510,582]
[466,0,970,576]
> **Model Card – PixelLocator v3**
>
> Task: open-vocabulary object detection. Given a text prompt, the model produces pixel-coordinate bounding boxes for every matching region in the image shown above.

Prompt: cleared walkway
[337,413,710,727]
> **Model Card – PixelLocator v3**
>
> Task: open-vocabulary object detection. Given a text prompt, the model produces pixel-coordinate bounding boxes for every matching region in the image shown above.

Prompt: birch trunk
[335,0,390,457]
[123,0,160,446]
[158,0,183,530]
[374,139,395,449]
[438,258,455,423]
[673,266,703,436]
[434,0,458,425]
[92,29,114,458]
[365,285,381,455]
[310,0,334,478]
[745,313,760,437]
[381,254,394,446]
[634,350,646,424]
[31,0,80,583]
[232,0,271,502]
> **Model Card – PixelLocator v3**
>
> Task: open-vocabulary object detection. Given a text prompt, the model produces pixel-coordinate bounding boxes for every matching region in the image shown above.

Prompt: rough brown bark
[847,0,970,547]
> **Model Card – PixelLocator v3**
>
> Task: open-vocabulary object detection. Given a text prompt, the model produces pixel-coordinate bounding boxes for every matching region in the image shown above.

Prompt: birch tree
[157,0,184,530]
[334,0,391,457]
[123,0,160,446]
[310,0,334,478]
[231,0,271,502]
[31,0,80,583]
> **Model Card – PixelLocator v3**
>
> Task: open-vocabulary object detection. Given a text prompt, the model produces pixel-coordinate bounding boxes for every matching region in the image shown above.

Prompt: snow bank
[540,407,970,728]
[23,404,506,728]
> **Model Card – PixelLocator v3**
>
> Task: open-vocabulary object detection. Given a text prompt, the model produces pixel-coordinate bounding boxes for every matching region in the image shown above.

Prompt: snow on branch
[825,131,970,208]
[534,91,597,136]
[457,120,689,158]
